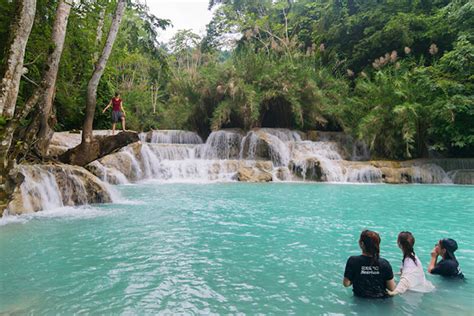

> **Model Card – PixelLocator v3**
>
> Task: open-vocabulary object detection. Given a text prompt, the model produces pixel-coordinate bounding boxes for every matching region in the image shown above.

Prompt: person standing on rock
[102,92,126,135]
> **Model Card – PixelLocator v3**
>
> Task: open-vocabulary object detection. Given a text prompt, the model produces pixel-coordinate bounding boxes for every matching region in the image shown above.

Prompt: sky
[147,0,215,43]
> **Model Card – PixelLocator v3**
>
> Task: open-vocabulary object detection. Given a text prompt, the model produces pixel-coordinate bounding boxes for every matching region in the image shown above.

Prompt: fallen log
[58,131,139,166]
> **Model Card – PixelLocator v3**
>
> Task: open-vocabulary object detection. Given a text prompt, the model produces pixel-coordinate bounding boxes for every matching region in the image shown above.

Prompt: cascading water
[7,165,114,215]
[290,141,345,181]
[18,166,64,212]
[90,128,471,185]
[409,164,452,184]
[240,130,291,167]
[198,130,243,159]
[139,130,203,144]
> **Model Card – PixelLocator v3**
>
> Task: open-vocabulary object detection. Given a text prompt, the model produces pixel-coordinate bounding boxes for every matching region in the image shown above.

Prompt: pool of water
[1,183,473,315]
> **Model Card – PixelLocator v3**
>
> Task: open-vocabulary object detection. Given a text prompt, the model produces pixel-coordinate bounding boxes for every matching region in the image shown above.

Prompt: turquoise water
[1,183,473,315]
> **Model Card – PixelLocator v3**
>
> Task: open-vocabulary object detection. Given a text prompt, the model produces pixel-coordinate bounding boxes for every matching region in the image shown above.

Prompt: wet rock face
[236,162,273,182]
[289,157,323,181]
[6,164,112,215]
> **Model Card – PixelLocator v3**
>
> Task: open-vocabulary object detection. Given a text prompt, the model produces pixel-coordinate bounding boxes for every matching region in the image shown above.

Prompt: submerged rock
[6,164,112,215]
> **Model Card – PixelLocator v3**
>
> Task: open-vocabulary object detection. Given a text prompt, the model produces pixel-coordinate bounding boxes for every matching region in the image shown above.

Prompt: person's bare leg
[112,123,116,135]
[121,116,126,131]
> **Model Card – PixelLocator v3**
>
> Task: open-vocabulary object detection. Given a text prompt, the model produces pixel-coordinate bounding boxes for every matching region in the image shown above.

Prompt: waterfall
[199,130,243,159]
[344,165,383,183]
[139,130,203,144]
[18,166,64,212]
[409,164,452,184]
[447,170,474,185]
[240,130,291,167]
[290,141,345,182]
[7,165,114,215]
[87,161,129,185]
[86,129,471,185]
[259,128,302,142]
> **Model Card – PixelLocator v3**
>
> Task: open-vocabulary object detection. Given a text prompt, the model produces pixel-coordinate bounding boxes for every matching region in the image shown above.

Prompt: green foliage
[0,0,471,159]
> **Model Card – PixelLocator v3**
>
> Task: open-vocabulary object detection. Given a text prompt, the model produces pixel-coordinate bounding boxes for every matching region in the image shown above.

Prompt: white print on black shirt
[360,266,380,275]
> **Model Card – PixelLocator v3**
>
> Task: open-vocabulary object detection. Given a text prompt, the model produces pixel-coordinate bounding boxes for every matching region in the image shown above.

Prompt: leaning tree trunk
[82,0,126,145]
[0,0,36,214]
[27,0,72,157]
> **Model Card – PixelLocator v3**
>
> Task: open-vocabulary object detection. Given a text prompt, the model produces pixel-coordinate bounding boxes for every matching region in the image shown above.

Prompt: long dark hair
[360,230,381,264]
[398,231,417,265]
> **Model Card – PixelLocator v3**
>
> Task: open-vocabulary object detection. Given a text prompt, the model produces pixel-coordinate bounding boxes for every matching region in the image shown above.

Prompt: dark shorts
[112,111,124,123]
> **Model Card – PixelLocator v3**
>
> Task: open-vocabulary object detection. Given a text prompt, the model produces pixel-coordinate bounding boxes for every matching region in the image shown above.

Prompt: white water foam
[0,205,109,226]
[140,130,203,144]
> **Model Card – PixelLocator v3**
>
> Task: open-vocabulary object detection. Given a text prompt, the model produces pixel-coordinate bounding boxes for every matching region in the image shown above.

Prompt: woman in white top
[389,231,435,295]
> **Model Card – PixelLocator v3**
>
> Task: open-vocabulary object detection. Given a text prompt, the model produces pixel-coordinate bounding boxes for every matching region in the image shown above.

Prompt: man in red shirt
[102,92,126,135]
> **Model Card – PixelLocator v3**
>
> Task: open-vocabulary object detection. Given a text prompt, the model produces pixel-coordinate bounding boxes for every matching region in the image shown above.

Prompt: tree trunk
[0,0,36,213]
[0,0,36,118]
[33,0,72,156]
[93,6,106,63]
[82,0,126,145]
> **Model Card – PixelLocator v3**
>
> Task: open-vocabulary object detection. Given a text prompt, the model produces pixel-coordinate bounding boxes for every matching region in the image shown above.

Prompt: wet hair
[359,230,380,264]
[115,92,120,97]
[398,231,417,265]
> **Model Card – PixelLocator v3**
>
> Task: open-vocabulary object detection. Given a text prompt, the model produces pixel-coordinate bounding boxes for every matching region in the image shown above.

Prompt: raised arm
[428,247,439,273]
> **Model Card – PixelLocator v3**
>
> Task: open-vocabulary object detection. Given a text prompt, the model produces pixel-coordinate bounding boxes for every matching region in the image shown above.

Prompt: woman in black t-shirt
[343,230,396,298]
[428,238,464,279]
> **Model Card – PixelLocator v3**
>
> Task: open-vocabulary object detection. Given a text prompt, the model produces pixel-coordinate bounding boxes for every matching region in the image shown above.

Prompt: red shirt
[112,98,122,111]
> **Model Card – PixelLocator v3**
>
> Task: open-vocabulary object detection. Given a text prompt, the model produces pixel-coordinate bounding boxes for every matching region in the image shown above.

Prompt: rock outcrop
[236,161,273,182]
[6,164,112,215]
[289,157,323,181]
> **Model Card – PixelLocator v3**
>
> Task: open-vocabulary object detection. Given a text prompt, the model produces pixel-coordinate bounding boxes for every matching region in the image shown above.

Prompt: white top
[393,255,435,294]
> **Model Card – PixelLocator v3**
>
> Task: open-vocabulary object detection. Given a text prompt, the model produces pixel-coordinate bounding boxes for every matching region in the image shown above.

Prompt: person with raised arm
[428,238,464,279]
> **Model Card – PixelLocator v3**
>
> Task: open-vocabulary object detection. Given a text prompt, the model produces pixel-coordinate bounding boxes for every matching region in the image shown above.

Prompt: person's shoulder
[438,259,458,268]
[346,255,363,263]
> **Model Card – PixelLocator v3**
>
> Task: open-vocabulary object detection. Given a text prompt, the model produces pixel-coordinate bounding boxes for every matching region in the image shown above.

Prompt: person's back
[345,254,394,298]
[389,231,435,296]
[391,255,434,295]
[343,230,395,298]
[431,257,463,278]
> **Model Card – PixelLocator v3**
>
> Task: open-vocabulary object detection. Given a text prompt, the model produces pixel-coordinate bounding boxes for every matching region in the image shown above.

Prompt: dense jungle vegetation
[1,0,473,159]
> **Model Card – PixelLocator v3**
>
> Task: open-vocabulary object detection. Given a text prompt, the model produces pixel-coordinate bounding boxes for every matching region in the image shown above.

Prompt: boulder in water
[6,164,112,215]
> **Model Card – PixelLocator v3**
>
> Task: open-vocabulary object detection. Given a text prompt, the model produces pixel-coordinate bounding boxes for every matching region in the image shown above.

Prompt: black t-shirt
[431,259,464,278]
[344,255,394,298]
